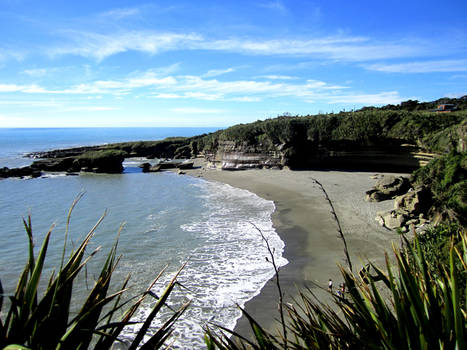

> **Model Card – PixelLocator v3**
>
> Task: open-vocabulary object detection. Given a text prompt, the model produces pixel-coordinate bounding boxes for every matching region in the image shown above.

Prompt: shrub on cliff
[75,150,127,173]
[197,109,466,154]
[412,151,467,224]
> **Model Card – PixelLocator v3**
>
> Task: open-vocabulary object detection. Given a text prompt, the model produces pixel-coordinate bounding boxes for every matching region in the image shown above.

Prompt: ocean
[0,128,287,349]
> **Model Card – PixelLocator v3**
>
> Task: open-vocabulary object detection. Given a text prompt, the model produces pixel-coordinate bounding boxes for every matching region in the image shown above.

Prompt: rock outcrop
[0,166,42,179]
[29,150,126,174]
[375,186,432,231]
[365,175,410,202]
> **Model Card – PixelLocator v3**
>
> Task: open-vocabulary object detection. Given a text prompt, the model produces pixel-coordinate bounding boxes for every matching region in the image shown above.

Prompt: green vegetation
[77,149,127,161]
[412,152,467,224]
[195,110,466,155]
[206,227,467,349]
[0,200,187,349]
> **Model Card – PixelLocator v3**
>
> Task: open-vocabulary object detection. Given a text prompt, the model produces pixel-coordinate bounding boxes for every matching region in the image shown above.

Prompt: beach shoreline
[180,159,407,336]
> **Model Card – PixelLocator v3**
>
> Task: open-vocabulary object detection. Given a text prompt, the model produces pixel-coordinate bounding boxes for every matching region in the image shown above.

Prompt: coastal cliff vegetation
[18,96,466,228]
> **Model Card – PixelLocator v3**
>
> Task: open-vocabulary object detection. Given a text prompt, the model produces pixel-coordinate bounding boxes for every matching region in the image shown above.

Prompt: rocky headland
[2,97,466,229]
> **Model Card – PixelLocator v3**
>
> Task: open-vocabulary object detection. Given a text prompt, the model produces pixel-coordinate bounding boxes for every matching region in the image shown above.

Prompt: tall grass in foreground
[206,227,467,349]
[0,201,188,349]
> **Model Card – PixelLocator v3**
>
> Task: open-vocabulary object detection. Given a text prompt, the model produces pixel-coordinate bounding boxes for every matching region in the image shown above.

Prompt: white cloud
[171,107,226,114]
[199,37,420,61]
[0,100,60,107]
[0,83,47,93]
[63,106,119,112]
[365,59,467,73]
[152,93,184,99]
[52,31,203,61]
[101,7,140,19]
[259,75,297,80]
[49,29,427,62]
[444,92,467,98]
[324,91,402,105]
[0,70,402,107]
[202,68,235,78]
[23,68,48,77]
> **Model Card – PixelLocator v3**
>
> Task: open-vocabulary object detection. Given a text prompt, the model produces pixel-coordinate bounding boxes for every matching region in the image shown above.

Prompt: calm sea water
[0,128,287,349]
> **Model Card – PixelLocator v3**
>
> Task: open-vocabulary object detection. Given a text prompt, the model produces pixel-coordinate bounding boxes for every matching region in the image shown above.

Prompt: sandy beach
[180,159,408,336]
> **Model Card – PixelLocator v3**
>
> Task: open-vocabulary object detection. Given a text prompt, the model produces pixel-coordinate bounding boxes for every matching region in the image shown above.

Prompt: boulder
[394,186,432,215]
[375,175,410,196]
[365,189,391,202]
[365,175,410,202]
[382,210,408,229]
[375,186,433,230]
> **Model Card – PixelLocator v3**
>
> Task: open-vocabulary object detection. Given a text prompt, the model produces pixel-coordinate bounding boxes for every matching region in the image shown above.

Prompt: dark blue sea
[0,128,286,349]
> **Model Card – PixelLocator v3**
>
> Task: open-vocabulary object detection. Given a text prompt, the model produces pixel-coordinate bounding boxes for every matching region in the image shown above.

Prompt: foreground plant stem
[313,179,353,272]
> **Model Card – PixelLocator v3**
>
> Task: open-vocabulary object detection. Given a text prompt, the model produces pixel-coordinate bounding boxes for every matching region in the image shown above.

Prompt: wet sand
[180,160,406,336]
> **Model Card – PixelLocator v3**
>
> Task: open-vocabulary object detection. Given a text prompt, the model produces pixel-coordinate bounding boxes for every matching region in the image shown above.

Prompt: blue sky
[1,0,466,127]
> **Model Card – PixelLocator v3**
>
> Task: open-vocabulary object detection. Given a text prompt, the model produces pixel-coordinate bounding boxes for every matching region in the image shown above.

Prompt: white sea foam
[122,179,288,349]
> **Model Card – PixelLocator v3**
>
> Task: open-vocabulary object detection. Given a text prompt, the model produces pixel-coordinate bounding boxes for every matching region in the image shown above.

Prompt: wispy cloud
[0,99,60,107]
[365,59,467,73]
[323,91,402,105]
[0,70,402,106]
[63,106,119,112]
[171,107,226,114]
[201,37,422,61]
[202,68,235,78]
[48,29,428,62]
[258,0,287,13]
[258,75,298,80]
[51,31,203,61]
[22,68,48,77]
[101,7,141,20]
[0,49,26,63]
[0,83,47,93]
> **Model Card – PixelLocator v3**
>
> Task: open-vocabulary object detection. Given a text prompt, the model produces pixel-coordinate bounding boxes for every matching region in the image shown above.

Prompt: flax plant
[206,228,467,349]
[0,207,188,350]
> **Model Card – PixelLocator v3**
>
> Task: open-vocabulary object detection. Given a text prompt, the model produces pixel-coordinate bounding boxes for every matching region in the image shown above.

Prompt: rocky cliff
[3,102,466,178]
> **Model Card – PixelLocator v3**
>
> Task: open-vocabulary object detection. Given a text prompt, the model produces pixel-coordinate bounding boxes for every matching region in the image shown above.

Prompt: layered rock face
[210,140,432,171]
[209,141,282,170]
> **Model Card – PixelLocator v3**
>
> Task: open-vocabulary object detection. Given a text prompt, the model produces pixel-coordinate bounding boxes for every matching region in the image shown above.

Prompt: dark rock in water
[29,150,126,174]
[0,166,42,179]
[139,162,151,172]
